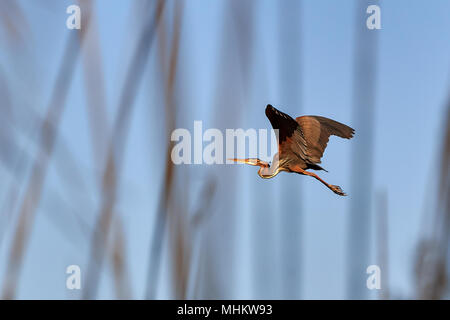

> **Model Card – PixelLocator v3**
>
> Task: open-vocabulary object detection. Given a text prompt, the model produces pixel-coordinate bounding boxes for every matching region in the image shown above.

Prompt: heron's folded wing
[295,115,355,164]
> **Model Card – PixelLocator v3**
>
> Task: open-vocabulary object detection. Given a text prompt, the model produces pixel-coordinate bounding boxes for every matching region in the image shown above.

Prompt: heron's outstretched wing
[265,104,308,162]
[295,115,355,164]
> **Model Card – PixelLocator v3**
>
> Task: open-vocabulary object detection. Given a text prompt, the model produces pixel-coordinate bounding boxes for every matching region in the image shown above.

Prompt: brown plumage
[230,104,355,196]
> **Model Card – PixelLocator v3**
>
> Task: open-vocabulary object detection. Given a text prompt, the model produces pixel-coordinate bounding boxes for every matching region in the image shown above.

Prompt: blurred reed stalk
[77,0,131,299]
[0,91,93,245]
[164,3,189,299]
[1,8,92,299]
[186,177,217,298]
[0,69,92,249]
[78,0,109,171]
[276,0,303,299]
[145,0,185,299]
[0,1,28,45]
[0,2,34,248]
[194,0,252,299]
[376,190,389,299]
[0,1,96,251]
[415,97,450,299]
[111,218,132,299]
[347,0,378,299]
[82,0,165,299]
[0,69,21,246]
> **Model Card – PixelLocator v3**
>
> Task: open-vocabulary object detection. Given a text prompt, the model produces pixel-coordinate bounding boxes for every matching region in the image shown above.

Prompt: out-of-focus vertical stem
[78,0,132,299]
[276,0,303,299]
[0,69,92,249]
[415,98,450,299]
[376,190,389,299]
[0,0,29,45]
[347,0,378,299]
[196,0,252,299]
[186,177,216,298]
[111,219,131,299]
[78,0,109,172]
[166,3,187,300]
[145,0,184,299]
[82,0,165,299]
[1,11,91,299]
[438,103,449,205]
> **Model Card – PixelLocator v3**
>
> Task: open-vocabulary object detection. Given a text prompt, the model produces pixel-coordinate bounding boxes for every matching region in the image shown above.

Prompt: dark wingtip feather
[343,127,355,139]
[348,127,355,139]
[265,104,275,116]
[265,104,282,121]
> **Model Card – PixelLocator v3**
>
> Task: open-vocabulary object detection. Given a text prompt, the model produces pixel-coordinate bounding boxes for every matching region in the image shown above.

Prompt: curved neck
[258,165,281,179]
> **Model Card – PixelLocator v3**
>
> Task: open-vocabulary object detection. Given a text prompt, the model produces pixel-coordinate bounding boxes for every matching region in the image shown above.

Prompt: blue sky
[0,0,449,299]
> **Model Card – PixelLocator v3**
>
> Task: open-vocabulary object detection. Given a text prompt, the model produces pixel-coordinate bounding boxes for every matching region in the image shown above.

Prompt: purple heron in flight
[230,104,355,196]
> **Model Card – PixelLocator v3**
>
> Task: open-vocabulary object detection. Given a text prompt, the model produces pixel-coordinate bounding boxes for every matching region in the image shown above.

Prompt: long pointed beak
[228,158,248,164]
[228,158,260,166]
